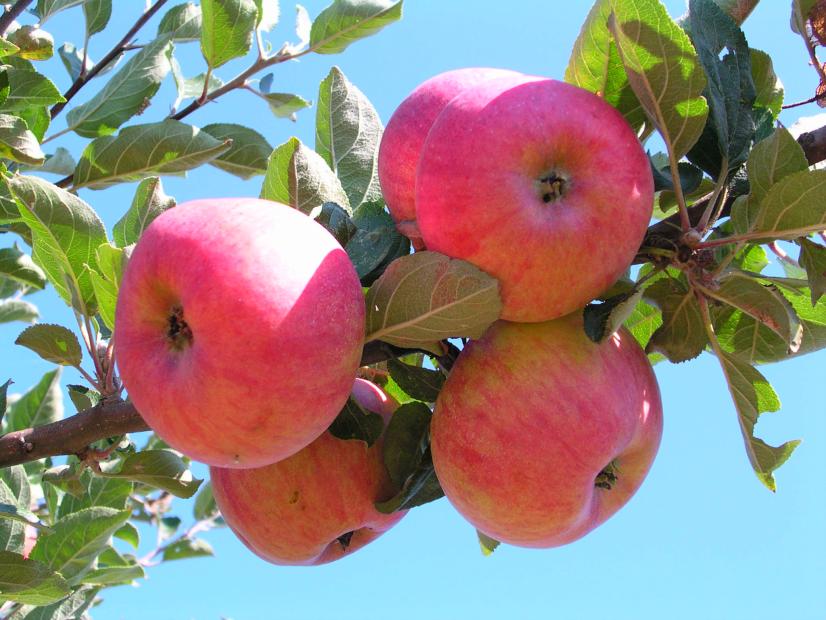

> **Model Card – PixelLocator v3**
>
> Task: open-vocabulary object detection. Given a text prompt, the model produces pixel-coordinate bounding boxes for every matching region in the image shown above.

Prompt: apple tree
[0,0,822,616]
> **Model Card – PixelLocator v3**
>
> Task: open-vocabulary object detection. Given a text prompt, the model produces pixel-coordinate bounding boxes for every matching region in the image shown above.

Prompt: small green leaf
[375,456,442,514]
[381,401,432,489]
[193,481,219,521]
[583,288,644,343]
[36,0,85,22]
[0,114,45,166]
[798,238,826,305]
[113,523,139,549]
[88,242,124,330]
[345,213,405,285]
[73,119,232,189]
[82,554,144,586]
[0,550,71,606]
[0,37,20,58]
[158,2,203,41]
[364,252,503,353]
[99,450,203,498]
[84,0,112,37]
[0,479,24,552]
[162,538,214,562]
[0,379,10,420]
[0,245,46,290]
[41,464,84,499]
[58,42,117,82]
[312,201,357,247]
[113,176,176,247]
[200,0,257,69]
[4,369,62,432]
[645,276,708,362]
[0,66,64,112]
[170,57,223,111]
[650,158,704,194]
[750,49,783,118]
[328,396,385,447]
[261,92,311,119]
[25,147,76,176]
[56,472,131,521]
[477,531,500,556]
[310,0,402,55]
[201,123,271,179]
[0,300,38,324]
[66,384,100,412]
[159,516,181,542]
[386,359,444,403]
[15,324,83,366]
[260,136,350,214]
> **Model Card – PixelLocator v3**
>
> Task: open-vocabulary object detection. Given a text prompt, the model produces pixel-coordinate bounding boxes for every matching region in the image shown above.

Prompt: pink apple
[378,67,524,246]
[210,378,405,566]
[115,198,365,468]
[416,76,654,322]
[430,314,663,548]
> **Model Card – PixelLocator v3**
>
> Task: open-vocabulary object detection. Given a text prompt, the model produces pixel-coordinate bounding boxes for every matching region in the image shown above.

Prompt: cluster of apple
[113,66,663,565]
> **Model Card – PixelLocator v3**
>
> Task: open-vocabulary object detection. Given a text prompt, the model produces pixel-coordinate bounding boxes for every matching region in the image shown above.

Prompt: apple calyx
[594,460,620,490]
[536,170,568,204]
[166,305,193,351]
[336,531,355,550]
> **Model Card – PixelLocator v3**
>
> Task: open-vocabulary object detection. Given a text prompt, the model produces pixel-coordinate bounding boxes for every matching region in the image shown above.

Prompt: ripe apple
[416,76,654,322]
[378,67,524,246]
[115,198,365,468]
[210,378,405,566]
[430,314,663,547]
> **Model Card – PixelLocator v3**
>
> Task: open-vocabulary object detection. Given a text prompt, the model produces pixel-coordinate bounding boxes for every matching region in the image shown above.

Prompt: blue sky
[0,1,824,618]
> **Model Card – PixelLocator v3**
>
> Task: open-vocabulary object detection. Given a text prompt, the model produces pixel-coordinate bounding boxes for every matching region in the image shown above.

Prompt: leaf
[15,324,83,367]
[686,0,755,175]
[750,169,826,240]
[6,174,107,314]
[260,92,311,120]
[328,396,384,447]
[750,48,783,118]
[254,0,280,30]
[162,538,214,562]
[0,466,31,517]
[364,251,503,353]
[0,480,25,552]
[477,531,500,557]
[82,555,144,586]
[796,239,826,306]
[26,147,76,176]
[113,176,176,247]
[386,359,444,403]
[65,35,173,138]
[170,57,224,110]
[66,384,100,412]
[381,401,432,489]
[5,585,99,620]
[193,481,219,521]
[158,2,203,41]
[713,349,800,490]
[0,66,64,112]
[58,42,119,82]
[316,66,383,209]
[0,379,9,420]
[35,0,84,22]
[583,288,644,343]
[310,0,402,54]
[0,245,46,290]
[6,26,53,61]
[113,523,139,549]
[345,203,407,285]
[294,4,311,50]
[99,450,203,499]
[0,38,20,58]
[200,0,257,69]
[73,119,232,189]
[159,516,181,542]
[202,123,271,179]
[311,201,357,247]
[564,0,646,130]
[88,242,124,330]
[645,276,707,362]
[29,507,130,585]
[84,0,112,37]
[41,464,84,499]
[650,158,703,194]
[0,551,71,606]
[4,369,62,432]
[260,136,350,214]
[0,114,45,165]
[697,271,802,349]
[608,0,709,160]
[0,300,38,324]
[375,454,442,514]
[56,472,131,519]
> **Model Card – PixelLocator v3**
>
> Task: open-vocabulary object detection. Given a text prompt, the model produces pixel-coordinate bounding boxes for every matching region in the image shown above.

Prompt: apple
[115,198,365,468]
[430,314,663,547]
[378,67,524,247]
[416,75,654,322]
[209,378,405,566]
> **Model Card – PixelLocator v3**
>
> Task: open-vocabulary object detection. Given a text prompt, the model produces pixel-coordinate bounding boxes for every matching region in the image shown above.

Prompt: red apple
[416,76,654,322]
[115,198,365,468]
[430,314,663,547]
[210,378,404,566]
[378,67,524,246]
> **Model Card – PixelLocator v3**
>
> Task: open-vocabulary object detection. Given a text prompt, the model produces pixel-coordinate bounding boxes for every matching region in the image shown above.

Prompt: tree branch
[0,0,32,37]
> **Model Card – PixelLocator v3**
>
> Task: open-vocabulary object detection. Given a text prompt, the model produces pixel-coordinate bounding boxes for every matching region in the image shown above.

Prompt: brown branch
[0,0,33,37]
[49,0,169,120]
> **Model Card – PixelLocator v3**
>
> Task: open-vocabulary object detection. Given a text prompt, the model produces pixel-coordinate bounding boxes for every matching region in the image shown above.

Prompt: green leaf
[66,384,100,412]
[750,49,783,118]
[158,2,203,41]
[798,238,826,305]
[645,276,707,362]
[328,396,385,447]
[4,369,62,432]
[0,245,46,290]
[345,200,408,286]
[65,35,173,138]
[316,66,383,209]
[201,123,271,179]
[6,174,107,314]
[477,531,500,557]
[56,472,131,521]
[749,170,826,240]
[650,158,703,194]
[73,119,232,189]
[0,379,10,420]
[41,464,84,499]
[193,481,219,521]
[84,0,112,37]
[200,0,257,69]
[113,523,139,549]
[6,585,100,620]
[0,38,20,58]
[386,359,443,403]
[713,349,799,490]
[159,516,181,542]
[375,454,442,514]
[381,401,432,489]
[99,450,203,498]
[583,288,645,343]
[0,466,31,516]
[35,0,84,22]
[564,0,645,130]
[254,0,280,30]
[170,56,223,110]
[0,114,45,165]
[0,299,38,324]
[0,551,71,606]
[14,105,49,143]
[260,92,311,119]
[310,0,402,54]
[82,553,144,586]
[29,506,130,584]
[260,136,350,214]
[364,251,503,353]
[0,67,63,112]
[88,242,124,330]
[608,0,709,160]
[58,42,118,82]
[162,538,214,562]
[113,176,176,247]
[0,480,25,552]
[25,147,76,176]
[15,324,83,367]
[7,27,54,61]
[312,201,357,247]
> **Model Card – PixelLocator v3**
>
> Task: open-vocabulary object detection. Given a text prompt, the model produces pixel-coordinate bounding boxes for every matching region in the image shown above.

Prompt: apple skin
[430,314,663,548]
[416,76,655,323]
[209,378,405,566]
[378,67,524,246]
[114,198,365,468]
